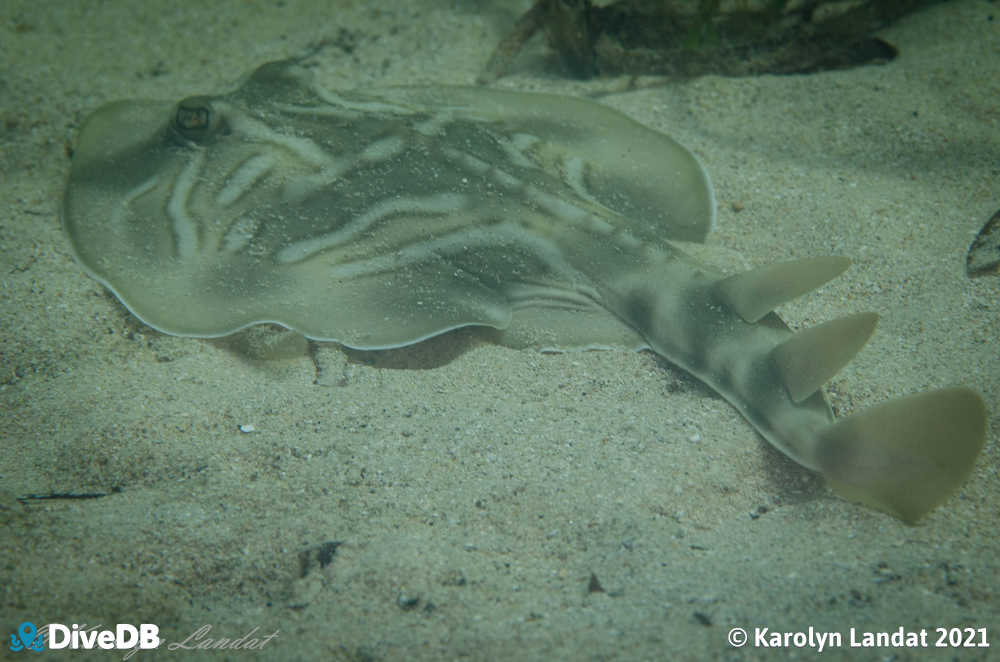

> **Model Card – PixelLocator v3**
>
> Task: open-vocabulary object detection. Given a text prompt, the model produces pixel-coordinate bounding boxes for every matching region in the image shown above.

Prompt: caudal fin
[814,387,987,523]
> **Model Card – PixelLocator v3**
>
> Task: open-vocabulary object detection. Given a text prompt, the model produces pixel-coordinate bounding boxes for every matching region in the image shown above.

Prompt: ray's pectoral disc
[62,58,714,350]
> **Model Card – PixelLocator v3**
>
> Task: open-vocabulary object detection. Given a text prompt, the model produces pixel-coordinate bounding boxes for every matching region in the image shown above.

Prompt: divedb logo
[50,623,160,651]
[9,622,160,653]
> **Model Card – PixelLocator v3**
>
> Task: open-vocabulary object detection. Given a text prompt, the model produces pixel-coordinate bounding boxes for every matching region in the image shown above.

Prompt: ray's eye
[172,96,224,142]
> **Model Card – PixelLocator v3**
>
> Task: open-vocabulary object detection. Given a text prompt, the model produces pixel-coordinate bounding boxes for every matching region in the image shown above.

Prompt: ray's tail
[714,256,988,523]
[616,251,990,523]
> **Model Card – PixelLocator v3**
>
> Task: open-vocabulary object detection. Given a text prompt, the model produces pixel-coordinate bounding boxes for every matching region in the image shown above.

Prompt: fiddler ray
[62,59,987,523]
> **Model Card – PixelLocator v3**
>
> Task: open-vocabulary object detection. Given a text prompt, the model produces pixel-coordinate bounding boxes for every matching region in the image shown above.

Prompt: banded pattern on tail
[648,254,987,523]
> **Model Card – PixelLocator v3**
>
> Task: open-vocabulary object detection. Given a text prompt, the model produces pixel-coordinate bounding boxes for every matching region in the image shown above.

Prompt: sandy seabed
[1,1,997,660]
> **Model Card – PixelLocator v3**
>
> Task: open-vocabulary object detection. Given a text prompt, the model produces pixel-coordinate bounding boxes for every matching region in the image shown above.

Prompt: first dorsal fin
[715,257,851,323]
[770,312,879,402]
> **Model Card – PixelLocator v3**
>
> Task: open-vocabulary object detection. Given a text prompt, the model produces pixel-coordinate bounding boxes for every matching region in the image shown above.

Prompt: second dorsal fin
[770,312,879,402]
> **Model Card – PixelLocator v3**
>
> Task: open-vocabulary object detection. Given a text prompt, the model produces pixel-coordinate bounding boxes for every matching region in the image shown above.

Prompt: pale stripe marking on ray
[311,87,414,116]
[496,133,541,169]
[274,192,469,265]
[442,146,614,237]
[216,153,277,207]
[561,156,601,207]
[279,159,357,203]
[442,147,529,193]
[529,188,590,223]
[220,215,261,255]
[166,152,205,260]
[413,112,454,137]
[222,103,334,169]
[325,222,576,283]
[359,135,406,162]
[443,147,493,176]
[271,102,361,119]
[113,175,160,232]
[506,283,604,312]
